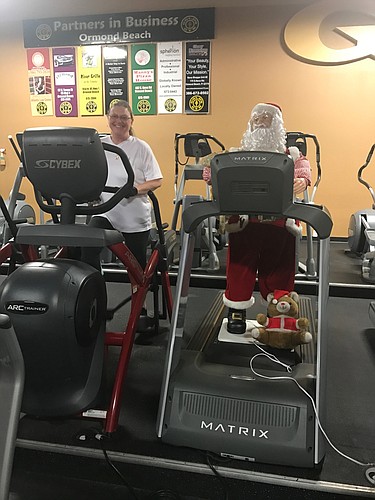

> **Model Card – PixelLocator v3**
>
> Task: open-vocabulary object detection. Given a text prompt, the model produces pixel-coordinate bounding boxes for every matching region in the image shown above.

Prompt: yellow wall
[0,0,374,237]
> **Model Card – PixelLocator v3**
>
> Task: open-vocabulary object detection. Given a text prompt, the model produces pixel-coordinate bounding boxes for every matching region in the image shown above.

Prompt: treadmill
[157,150,332,468]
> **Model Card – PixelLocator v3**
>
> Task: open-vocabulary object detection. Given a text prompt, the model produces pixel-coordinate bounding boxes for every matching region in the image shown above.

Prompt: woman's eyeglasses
[108,114,132,121]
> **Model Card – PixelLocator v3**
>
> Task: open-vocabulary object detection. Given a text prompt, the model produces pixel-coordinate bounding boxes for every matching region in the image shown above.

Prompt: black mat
[12,287,375,498]
[11,447,360,500]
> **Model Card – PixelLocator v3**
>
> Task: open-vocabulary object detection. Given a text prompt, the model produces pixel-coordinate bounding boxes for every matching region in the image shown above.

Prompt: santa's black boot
[227,308,246,334]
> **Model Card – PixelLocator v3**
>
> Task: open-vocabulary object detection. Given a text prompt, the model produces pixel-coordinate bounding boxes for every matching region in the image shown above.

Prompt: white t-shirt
[100,135,163,233]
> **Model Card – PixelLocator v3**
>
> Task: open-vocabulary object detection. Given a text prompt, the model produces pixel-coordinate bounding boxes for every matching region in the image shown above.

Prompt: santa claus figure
[204,102,312,334]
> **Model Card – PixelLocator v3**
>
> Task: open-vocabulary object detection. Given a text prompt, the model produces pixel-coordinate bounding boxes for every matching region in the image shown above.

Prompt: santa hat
[251,102,283,117]
[266,102,282,112]
[270,289,290,304]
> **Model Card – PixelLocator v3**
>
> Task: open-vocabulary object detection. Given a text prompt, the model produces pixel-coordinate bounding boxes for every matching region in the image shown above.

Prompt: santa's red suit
[224,153,311,308]
[202,103,312,334]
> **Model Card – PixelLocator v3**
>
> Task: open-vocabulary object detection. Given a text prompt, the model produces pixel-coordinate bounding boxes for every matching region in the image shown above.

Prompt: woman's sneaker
[227,308,246,334]
[137,308,155,333]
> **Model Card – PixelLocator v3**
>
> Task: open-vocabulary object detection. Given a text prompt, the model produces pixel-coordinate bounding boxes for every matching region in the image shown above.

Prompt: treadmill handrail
[181,199,332,240]
[183,150,332,239]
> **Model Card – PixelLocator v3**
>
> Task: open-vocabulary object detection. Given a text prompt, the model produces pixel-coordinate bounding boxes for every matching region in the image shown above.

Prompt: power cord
[249,344,375,475]
[94,432,183,499]
[204,451,230,500]
[96,433,140,500]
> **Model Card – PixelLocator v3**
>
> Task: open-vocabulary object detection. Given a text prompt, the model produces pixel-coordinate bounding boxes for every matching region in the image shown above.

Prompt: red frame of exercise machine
[0,131,173,435]
[0,216,173,435]
[53,232,173,434]
[99,238,172,433]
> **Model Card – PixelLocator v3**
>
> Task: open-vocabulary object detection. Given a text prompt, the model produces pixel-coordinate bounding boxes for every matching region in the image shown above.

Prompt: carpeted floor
[9,279,375,499]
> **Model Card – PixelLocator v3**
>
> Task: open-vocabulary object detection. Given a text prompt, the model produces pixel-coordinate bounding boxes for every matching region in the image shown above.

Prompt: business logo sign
[26,47,53,116]
[131,44,157,115]
[103,45,129,111]
[158,42,183,114]
[53,47,78,117]
[23,8,215,48]
[284,0,375,65]
[185,41,211,114]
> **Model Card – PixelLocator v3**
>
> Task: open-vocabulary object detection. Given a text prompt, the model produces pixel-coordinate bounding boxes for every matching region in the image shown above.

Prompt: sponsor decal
[34,159,81,169]
[6,301,49,314]
[201,421,269,439]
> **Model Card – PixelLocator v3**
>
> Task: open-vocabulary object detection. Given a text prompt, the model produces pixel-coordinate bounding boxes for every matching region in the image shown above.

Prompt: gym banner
[184,41,211,114]
[103,45,128,112]
[131,44,156,116]
[23,9,215,48]
[157,42,183,114]
[77,46,103,116]
[52,47,78,117]
[26,48,53,116]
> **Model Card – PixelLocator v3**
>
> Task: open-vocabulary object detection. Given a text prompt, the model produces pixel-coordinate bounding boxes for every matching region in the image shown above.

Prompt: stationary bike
[347,144,375,283]
[0,127,173,434]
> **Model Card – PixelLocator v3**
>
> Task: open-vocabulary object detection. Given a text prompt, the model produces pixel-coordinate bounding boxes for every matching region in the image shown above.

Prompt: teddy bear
[250,289,312,350]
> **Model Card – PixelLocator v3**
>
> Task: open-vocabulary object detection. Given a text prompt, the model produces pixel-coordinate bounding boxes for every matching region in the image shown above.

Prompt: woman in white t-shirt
[87,100,163,270]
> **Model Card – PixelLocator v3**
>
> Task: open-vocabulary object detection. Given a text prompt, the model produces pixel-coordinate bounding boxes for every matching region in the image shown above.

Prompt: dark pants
[81,216,150,270]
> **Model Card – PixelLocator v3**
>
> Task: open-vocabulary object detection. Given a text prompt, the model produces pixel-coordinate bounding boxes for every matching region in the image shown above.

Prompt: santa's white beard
[241,127,285,153]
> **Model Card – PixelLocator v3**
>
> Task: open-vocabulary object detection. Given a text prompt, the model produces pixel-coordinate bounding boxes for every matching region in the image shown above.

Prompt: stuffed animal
[250,290,312,349]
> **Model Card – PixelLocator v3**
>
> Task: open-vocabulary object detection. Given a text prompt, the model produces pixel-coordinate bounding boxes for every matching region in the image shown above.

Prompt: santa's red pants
[225,221,296,306]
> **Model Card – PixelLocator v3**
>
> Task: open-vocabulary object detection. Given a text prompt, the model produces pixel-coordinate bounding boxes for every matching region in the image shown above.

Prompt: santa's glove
[225,214,249,233]
[124,186,138,198]
[202,166,212,184]
[288,146,300,162]
[285,218,302,238]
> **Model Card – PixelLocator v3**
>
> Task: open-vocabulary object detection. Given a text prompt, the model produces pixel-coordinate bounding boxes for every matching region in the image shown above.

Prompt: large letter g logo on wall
[284,0,375,65]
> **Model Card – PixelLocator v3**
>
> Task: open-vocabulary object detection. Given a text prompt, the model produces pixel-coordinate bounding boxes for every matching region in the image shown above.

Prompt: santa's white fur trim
[223,294,255,309]
[285,218,302,238]
[288,146,300,162]
[251,103,282,119]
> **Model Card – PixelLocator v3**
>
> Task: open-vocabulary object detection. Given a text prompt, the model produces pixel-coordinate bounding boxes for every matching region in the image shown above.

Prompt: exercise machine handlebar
[357,144,375,208]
